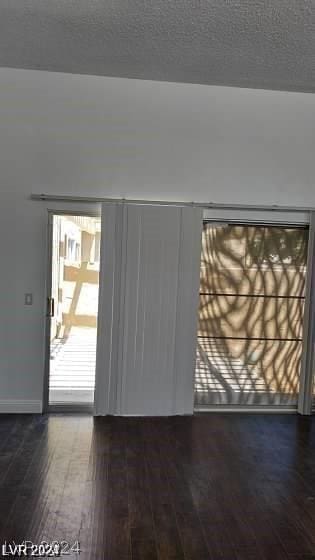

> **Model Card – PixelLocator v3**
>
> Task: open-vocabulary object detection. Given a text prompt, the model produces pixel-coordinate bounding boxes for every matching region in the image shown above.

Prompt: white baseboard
[0,400,43,414]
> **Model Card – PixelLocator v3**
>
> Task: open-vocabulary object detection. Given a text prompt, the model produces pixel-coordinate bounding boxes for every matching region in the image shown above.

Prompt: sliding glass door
[195,222,308,408]
[45,213,101,410]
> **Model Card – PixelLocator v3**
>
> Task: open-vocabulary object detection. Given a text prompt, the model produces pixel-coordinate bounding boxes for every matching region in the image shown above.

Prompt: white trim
[0,400,43,414]
[298,211,315,415]
[203,208,309,225]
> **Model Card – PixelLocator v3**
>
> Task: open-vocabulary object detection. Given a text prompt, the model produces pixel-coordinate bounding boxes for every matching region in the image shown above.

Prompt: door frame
[42,205,315,415]
[43,208,101,413]
[195,207,314,414]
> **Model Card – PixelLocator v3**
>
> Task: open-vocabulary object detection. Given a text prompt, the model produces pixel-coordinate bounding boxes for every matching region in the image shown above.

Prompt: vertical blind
[95,203,202,416]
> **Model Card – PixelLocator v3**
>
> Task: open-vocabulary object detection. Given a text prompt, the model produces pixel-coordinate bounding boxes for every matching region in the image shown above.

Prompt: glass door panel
[47,214,101,407]
[195,223,308,407]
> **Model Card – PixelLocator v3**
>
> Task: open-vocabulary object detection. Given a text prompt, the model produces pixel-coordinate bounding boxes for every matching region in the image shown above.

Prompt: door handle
[47,297,55,317]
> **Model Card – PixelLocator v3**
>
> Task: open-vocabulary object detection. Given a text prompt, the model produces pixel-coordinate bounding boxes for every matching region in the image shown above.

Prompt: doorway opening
[194,221,309,409]
[46,213,101,409]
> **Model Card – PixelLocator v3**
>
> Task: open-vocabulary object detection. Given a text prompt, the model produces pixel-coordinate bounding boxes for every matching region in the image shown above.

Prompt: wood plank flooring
[0,414,315,559]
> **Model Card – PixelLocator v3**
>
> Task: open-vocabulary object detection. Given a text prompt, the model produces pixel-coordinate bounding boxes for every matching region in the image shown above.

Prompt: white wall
[0,67,315,409]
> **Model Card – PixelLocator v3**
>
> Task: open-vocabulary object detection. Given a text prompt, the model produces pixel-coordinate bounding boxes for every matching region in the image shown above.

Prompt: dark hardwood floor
[1,413,315,559]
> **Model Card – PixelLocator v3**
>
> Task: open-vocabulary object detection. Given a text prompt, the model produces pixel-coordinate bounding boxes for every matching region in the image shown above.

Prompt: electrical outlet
[24,293,33,306]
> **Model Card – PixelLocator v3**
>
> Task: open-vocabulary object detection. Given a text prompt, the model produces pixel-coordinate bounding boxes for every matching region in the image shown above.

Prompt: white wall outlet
[24,293,33,306]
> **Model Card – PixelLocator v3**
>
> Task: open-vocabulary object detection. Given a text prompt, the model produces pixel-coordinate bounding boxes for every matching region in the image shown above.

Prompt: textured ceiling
[0,0,314,92]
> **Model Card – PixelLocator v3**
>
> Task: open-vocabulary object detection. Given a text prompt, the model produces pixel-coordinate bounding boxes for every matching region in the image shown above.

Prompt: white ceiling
[0,1,314,92]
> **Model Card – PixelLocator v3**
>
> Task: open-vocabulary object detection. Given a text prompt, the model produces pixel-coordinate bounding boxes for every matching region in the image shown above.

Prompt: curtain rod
[30,193,311,213]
